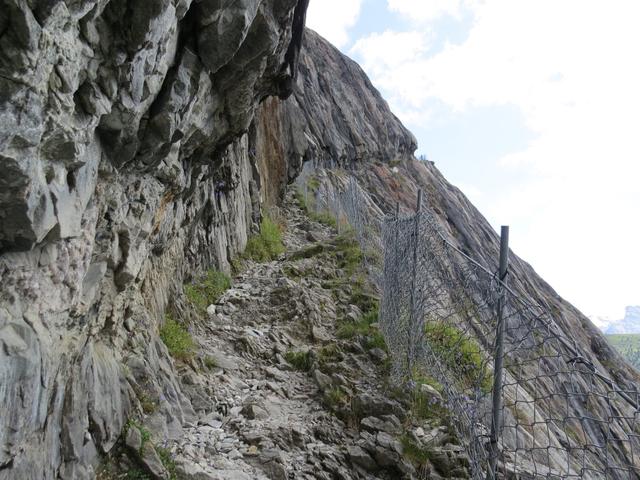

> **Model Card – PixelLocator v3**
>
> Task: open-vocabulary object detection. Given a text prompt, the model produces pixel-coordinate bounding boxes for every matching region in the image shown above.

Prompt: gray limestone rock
[125,427,142,451]
[347,445,378,472]
[312,369,333,391]
[140,443,170,480]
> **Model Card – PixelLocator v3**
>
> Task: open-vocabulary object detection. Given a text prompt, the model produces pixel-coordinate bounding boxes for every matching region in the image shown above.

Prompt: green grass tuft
[400,435,431,467]
[323,386,349,411]
[125,470,151,480]
[185,269,231,313]
[310,211,338,228]
[294,187,309,213]
[336,304,387,352]
[317,344,343,366]
[204,356,218,370]
[230,256,245,275]
[123,419,152,453]
[409,386,448,421]
[244,216,285,262]
[284,350,313,371]
[330,231,364,275]
[139,393,157,415]
[156,446,178,480]
[307,177,320,192]
[160,316,195,361]
[424,321,492,393]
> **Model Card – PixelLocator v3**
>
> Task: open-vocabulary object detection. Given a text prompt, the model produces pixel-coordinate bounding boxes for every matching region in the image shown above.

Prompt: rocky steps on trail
[100,188,469,479]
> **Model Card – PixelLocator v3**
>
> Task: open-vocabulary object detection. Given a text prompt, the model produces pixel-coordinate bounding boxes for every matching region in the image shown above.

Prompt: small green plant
[310,211,337,228]
[156,446,178,480]
[185,269,231,312]
[410,386,448,421]
[330,232,363,275]
[131,383,158,415]
[363,247,383,267]
[323,386,348,410]
[424,321,492,393]
[307,176,320,192]
[283,265,302,280]
[125,469,151,480]
[160,316,195,361]
[411,368,444,394]
[123,419,152,452]
[294,187,309,213]
[350,287,379,317]
[400,435,431,468]
[366,329,387,350]
[317,344,343,366]
[140,394,157,415]
[204,356,218,370]
[244,216,285,262]
[284,350,313,371]
[336,305,386,352]
[230,256,244,274]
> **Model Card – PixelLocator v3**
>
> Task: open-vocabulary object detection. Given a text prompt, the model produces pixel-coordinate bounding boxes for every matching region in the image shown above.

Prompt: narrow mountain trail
[131,188,469,480]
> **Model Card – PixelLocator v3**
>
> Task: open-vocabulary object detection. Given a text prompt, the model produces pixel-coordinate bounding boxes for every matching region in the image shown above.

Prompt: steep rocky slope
[307,161,640,477]
[343,159,639,389]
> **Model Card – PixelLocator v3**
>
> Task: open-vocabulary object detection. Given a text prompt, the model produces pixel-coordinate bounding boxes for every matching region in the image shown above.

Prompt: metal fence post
[406,190,422,376]
[487,225,509,480]
[304,181,308,209]
[335,192,341,234]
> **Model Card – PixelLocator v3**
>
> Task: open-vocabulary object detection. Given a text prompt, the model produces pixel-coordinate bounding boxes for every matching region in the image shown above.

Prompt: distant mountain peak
[605,306,640,334]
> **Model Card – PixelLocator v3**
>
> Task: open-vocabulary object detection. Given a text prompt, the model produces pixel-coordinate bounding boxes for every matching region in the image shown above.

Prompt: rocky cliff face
[0,1,314,477]
[0,2,422,477]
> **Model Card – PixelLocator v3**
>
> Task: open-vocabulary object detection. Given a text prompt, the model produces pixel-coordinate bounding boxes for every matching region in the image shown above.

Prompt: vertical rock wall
[0,1,309,478]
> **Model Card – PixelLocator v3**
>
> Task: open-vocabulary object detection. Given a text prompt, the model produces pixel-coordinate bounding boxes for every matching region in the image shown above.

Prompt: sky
[306,0,640,324]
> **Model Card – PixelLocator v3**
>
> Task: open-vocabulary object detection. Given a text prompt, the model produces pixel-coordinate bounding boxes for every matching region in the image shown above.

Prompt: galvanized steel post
[487,225,509,480]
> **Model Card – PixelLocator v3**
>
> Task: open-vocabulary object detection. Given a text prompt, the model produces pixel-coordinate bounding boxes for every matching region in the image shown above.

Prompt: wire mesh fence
[303,168,640,480]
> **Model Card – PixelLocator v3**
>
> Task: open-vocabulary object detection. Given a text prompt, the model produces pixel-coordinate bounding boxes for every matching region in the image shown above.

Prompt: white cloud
[387,0,471,22]
[350,0,640,319]
[306,0,364,48]
[350,30,434,123]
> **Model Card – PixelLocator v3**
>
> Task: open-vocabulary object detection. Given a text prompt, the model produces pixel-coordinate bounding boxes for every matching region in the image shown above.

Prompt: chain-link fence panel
[308,168,640,479]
